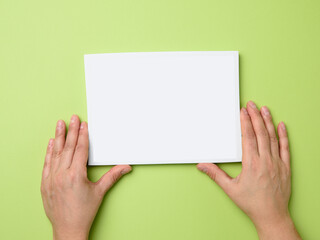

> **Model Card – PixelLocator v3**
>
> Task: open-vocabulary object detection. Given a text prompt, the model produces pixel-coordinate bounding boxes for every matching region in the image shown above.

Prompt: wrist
[253,212,301,240]
[53,228,89,240]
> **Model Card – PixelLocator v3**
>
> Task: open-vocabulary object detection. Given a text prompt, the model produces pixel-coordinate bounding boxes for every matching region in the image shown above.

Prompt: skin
[41,100,301,239]
[41,115,131,240]
[198,101,301,239]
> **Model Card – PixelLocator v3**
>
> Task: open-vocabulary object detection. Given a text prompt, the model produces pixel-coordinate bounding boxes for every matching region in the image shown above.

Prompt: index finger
[240,107,258,167]
[71,121,89,170]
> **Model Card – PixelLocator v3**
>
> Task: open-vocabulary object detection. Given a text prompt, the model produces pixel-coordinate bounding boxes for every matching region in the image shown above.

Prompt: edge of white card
[84,51,242,166]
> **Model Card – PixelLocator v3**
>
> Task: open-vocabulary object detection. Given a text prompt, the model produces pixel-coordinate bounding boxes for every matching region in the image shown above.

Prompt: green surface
[1,0,319,239]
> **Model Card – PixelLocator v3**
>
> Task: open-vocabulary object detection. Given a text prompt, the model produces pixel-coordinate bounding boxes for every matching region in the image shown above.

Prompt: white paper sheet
[84,51,242,165]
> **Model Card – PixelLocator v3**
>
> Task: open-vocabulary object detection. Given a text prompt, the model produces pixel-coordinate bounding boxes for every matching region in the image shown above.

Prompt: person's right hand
[197,101,301,240]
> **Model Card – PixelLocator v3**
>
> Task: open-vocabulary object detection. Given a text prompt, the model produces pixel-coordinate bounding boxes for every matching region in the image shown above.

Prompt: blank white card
[84,51,242,165]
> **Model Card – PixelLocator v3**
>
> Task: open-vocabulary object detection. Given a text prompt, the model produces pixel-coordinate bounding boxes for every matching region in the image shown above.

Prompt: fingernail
[198,166,208,173]
[80,122,85,129]
[70,115,77,124]
[57,120,63,129]
[121,168,132,175]
[261,106,270,116]
[48,139,54,148]
[248,101,257,109]
[242,107,248,115]
[280,121,286,131]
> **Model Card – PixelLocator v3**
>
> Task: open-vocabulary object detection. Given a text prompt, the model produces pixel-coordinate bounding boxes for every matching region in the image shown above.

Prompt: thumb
[97,165,132,195]
[197,163,233,194]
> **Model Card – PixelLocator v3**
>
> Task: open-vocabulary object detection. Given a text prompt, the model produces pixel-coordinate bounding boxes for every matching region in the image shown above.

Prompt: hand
[41,115,132,240]
[197,101,301,240]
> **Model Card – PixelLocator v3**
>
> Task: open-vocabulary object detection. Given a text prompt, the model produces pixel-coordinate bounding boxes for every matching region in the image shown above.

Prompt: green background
[1,0,319,239]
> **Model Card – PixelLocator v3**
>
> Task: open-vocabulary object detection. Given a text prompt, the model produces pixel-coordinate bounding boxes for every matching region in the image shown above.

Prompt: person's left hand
[41,115,132,240]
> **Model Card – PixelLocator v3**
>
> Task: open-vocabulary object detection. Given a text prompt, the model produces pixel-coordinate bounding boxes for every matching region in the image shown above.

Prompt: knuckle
[208,171,217,182]
[246,141,257,150]
[64,142,74,152]
[264,113,272,120]
[270,136,278,143]
[251,112,262,121]
[66,169,84,185]
[55,129,64,137]
[257,129,269,138]
[111,173,120,184]
[256,171,266,183]
[67,170,78,183]
[53,173,64,187]
[280,143,290,152]
[53,149,63,158]
[245,130,256,140]
[47,145,53,152]
[75,144,85,152]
